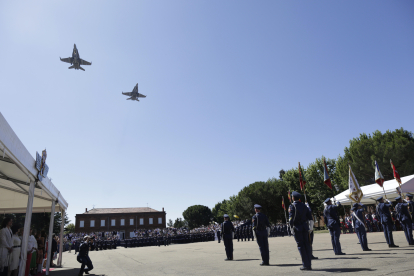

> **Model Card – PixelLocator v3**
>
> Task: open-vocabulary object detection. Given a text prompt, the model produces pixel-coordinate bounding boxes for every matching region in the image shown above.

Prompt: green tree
[182,205,212,229]
[167,219,173,227]
[173,218,186,228]
[336,128,414,187]
[64,223,75,233]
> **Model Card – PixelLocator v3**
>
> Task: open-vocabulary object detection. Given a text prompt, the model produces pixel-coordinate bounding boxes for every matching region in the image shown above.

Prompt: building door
[120,231,125,240]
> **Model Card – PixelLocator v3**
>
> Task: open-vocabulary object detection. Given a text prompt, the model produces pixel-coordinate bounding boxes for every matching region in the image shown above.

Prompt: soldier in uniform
[324,198,345,255]
[289,191,313,271]
[217,229,221,243]
[406,194,414,228]
[305,202,318,259]
[221,214,234,261]
[77,236,94,276]
[395,195,413,245]
[252,204,270,266]
[351,203,371,251]
[376,196,399,248]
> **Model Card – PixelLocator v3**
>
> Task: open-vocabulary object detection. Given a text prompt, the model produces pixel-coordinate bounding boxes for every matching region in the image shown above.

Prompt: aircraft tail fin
[79,66,85,71]
[68,65,75,69]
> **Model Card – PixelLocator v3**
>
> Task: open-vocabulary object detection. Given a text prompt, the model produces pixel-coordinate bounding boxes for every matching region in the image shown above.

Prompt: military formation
[219,191,414,271]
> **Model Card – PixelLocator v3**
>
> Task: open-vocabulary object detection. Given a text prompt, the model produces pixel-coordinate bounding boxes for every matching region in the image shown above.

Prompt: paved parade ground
[53,232,413,276]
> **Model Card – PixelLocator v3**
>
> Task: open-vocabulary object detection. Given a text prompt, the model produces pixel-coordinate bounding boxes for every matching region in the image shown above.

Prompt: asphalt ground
[52,231,414,276]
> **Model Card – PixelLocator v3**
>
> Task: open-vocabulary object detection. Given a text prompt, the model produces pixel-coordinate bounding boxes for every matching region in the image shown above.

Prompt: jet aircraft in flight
[122,83,147,101]
[60,44,92,71]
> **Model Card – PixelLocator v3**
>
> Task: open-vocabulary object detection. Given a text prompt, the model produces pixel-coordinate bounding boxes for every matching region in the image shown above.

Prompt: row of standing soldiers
[123,232,215,248]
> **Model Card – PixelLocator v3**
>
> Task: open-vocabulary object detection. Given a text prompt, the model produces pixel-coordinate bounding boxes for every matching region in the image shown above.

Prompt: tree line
[180,128,414,228]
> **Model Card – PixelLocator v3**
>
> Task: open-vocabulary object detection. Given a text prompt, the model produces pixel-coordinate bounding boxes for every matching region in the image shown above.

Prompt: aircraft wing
[138,93,146,98]
[79,59,92,65]
[60,57,72,63]
[122,92,133,96]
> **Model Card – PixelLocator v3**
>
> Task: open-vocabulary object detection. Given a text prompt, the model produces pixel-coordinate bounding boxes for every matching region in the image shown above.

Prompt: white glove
[386,199,391,204]
[291,227,295,236]
[309,220,314,233]
[404,199,408,203]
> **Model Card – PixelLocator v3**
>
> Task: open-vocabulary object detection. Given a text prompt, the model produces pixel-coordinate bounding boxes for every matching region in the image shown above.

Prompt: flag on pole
[298,162,306,191]
[390,159,401,184]
[288,190,292,203]
[375,160,385,187]
[323,158,333,189]
[282,197,285,210]
[233,215,239,219]
[349,165,363,203]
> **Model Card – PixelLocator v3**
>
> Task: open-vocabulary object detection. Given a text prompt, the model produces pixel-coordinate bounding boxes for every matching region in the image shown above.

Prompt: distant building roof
[83,207,161,214]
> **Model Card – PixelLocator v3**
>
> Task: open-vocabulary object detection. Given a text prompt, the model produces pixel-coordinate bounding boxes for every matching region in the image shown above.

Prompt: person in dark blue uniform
[376,196,399,248]
[406,194,414,228]
[324,198,345,255]
[252,204,270,266]
[289,191,313,270]
[222,214,234,261]
[77,236,94,276]
[395,196,413,245]
[217,229,221,243]
[351,203,371,251]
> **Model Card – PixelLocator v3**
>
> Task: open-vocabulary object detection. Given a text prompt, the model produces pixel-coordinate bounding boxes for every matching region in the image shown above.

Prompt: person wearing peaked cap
[252,204,270,266]
[323,197,345,255]
[289,191,313,270]
[406,194,414,222]
[305,200,318,260]
[351,203,371,251]
[395,196,413,245]
[376,197,399,248]
[221,214,235,261]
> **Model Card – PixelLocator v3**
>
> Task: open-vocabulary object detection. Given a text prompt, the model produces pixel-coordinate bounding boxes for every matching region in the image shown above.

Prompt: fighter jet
[60,44,92,71]
[122,83,147,101]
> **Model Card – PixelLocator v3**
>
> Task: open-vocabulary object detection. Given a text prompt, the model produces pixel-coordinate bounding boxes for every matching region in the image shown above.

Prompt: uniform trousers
[255,230,269,264]
[223,234,233,259]
[355,226,368,250]
[309,231,314,256]
[293,229,312,268]
[382,223,394,245]
[79,255,93,274]
[401,221,413,245]
[328,225,342,254]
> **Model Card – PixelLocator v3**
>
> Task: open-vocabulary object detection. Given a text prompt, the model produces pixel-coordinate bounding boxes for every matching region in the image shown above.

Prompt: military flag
[288,190,292,203]
[298,162,306,191]
[375,160,385,187]
[282,197,285,210]
[348,165,363,203]
[390,159,402,184]
[233,215,239,219]
[323,158,333,189]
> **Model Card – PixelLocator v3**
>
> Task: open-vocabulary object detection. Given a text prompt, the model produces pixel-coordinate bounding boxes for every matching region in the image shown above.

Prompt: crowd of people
[0,218,59,276]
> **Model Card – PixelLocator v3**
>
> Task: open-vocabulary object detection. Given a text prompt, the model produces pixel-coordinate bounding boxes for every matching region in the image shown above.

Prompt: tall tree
[182,205,212,229]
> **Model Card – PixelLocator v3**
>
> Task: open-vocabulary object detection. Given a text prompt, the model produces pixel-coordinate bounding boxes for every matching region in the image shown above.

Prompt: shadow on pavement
[49,268,106,276]
[313,268,375,273]
[345,252,395,255]
[273,264,302,267]
[320,257,360,260]
[233,259,260,261]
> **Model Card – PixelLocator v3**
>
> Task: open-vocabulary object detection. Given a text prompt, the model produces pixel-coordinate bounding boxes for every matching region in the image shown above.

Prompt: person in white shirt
[8,225,21,276]
[0,218,13,276]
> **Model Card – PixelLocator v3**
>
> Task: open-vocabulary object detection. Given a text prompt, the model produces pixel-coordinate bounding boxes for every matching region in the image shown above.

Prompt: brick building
[75,207,166,239]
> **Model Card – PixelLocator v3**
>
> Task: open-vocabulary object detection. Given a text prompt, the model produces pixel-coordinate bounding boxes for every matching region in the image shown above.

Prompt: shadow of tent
[313,268,375,273]
[44,268,106,276]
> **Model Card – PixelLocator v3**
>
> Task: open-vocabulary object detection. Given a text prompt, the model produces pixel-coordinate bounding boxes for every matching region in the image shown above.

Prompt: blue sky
[1,1,413,225]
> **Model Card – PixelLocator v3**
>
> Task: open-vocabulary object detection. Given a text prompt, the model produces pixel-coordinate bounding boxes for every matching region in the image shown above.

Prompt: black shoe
[84,272,89,275]
[224,258,231,261]
[389,244,399,248]
[335,252,346,255]
[260,262,269,266]
[311,256,318,259]
[363,248,372,251]
[300,267,312,270]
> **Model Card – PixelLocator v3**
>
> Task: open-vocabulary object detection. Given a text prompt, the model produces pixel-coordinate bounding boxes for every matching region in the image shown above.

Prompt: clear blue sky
[1,1,413,225]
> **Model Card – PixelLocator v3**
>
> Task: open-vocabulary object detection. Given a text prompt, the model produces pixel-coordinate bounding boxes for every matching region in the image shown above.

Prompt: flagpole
[282,196,288,224]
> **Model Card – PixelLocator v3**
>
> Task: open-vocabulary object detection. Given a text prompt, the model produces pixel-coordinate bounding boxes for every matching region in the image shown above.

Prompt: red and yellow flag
[288,190,292,203]
[390,159,402,184]
[298,162,306,191]
[282,197,285,210]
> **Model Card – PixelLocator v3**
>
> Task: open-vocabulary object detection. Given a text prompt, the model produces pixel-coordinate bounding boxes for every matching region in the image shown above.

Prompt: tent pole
[45,200,56,275]
[57,209,65,267]
[18,180,35,276]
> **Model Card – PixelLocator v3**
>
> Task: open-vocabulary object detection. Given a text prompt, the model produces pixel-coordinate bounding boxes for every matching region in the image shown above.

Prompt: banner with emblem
[288,190,292,203]
[349,165,363,203]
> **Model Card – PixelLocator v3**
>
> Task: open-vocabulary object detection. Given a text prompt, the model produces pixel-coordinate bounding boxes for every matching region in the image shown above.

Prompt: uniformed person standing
[305,202,318,259]
[252,204,270,266]
[395,196,413,245]
[289,191,313,271]
[376,196,399,248]
[77,236,94,276]
[351,203,371,251]
[324,198,345,255]
[221,214,234,261]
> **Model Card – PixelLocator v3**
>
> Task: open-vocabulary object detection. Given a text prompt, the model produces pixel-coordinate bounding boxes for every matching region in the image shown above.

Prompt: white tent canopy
[334,174,414,205]
[0,112,68,276]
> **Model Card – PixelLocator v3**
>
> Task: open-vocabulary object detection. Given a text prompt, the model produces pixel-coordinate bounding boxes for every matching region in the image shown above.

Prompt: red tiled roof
[83,207,160,214]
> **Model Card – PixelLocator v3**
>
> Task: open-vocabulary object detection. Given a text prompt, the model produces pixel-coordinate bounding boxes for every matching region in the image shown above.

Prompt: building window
[139,218,144,225]
[80,221,84,228]
[111,219,116,226]
[121,219,125,226]
[149,218,153,225]
[101,220,105,227]
[158,218,162,224]
[90,220,95,227]
[130,219,134,225]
